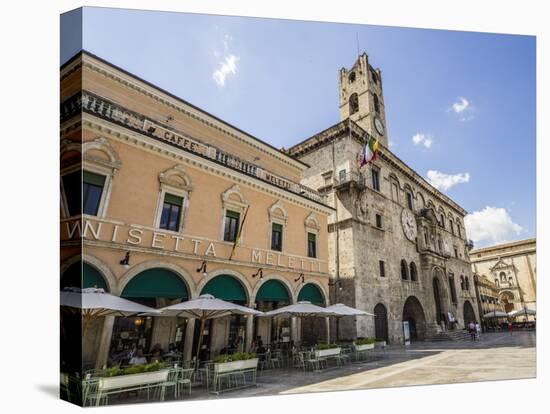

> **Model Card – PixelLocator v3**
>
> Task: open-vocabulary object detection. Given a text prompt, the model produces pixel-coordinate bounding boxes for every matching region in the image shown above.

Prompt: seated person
[129,348,147,365]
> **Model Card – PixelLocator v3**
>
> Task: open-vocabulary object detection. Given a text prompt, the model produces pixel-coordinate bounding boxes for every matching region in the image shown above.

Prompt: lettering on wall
[62,218,326,274]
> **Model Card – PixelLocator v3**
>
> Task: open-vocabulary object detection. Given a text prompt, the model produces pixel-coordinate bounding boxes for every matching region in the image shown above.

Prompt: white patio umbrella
[157,294,263,366]
[325,303,375,341]
[509,307,536,318]
[262,301,337,345]
[60,287,160,332]
[482,310,509,319]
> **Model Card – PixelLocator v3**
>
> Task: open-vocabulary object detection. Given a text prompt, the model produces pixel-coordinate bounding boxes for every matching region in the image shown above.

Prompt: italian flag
[360,136,379,167]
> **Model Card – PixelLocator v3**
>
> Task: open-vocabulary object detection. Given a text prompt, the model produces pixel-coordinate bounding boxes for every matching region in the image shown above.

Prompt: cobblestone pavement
[108,331,536,406]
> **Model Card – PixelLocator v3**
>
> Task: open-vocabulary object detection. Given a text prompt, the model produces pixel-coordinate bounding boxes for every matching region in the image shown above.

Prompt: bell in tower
[339,52,388,147]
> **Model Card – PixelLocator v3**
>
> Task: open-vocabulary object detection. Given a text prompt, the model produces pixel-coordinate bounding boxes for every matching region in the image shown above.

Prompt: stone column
[183,319,195,362]
[245,315,254,352]
[325,317,330,343]
[95,315,115,370]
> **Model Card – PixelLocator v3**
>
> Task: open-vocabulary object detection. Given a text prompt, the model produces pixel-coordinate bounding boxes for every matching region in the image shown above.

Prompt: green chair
[176,368,194,398]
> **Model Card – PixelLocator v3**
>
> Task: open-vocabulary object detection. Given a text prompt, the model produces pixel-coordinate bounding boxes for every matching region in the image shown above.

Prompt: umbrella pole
[195,318,206,371]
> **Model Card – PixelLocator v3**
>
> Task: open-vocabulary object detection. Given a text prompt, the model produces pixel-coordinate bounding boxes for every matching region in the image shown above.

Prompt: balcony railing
[334,171,366,190]
[61,91,327,206]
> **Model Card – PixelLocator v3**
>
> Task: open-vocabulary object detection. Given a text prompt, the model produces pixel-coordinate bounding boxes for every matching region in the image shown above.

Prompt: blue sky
[61,7,536,248]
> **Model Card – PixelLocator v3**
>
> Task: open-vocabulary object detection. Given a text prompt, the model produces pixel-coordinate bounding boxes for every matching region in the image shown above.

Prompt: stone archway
[463,300,477,324]
[432,267,449,327]
[374,303,389,342]
[402,296,427,341]
[499,291,515,313]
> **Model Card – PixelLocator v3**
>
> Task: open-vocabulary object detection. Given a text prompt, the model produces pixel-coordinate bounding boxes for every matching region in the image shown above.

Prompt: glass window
[62,170,82,216]
[307,232,317,258]
[224,210,240,242]
[406,192,413,210]
[83,171,106,216]
[375,214,383,228]
[159,193,183,231]
[449,275,458,303]
[372,169,380,191]
[379,260,385,277]
[271,223,283,251]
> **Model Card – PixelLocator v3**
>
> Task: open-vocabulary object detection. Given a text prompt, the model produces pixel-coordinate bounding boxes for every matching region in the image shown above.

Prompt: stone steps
[424,329,475,342]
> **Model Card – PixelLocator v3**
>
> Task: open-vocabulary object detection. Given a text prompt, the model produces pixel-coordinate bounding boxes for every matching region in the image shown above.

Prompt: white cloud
[426,170,470,192]
[412,133,433,149]
[449,97,475,121]
[465,206,523,245]
[212,54,239,87]
[452,97,470,113]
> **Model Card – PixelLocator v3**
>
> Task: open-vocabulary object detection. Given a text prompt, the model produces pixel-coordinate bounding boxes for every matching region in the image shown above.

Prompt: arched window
[371,70,379,84]
[374,94,380,113]
[465,276,470,291]
[460,275,465,290]
[349,93,359,115]
[409,262,418,281]
[495,278,500,288]
[348,71,356,83]
[401,259,409,280]
[508,277,514,286]
[500,272,506,282]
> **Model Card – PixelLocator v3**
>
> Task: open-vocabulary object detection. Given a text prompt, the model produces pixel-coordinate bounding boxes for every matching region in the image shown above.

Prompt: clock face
[374,117,385,136]
[401,208,417,242]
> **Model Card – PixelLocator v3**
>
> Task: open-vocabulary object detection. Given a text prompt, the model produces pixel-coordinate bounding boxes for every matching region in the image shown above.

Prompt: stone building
[472,274,504,329]
[470,238,536,320]
[287,53,479,344]
[60,51,333,370]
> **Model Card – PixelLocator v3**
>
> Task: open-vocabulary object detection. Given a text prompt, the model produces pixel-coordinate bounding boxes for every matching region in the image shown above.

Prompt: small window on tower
[349,93,359,115]
[372,70,379,84]
[348,71,356,83]
[374,94,380,114]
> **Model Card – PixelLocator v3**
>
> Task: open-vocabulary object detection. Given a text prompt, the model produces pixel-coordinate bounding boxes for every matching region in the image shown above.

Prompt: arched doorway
[297,283,326,346]
[499,291,515,313]
[254,279,291,346]
[463,300,476,325]
[61,262,109,291]
[374,303,389,342]
[402,296,427,341]
[200,274,248,358]
[111,268,189,365]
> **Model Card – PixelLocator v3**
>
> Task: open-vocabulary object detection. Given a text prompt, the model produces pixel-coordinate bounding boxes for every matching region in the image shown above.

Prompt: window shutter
[164,193,183,206]
[226,210,240,220]
[83,171,106,186]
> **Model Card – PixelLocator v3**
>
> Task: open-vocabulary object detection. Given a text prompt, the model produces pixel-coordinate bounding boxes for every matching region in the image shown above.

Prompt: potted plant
[314,343,341,358]
[213,352,259,374]
[375,338,387,348]
[353,337,376,351]
[97,361,170,394]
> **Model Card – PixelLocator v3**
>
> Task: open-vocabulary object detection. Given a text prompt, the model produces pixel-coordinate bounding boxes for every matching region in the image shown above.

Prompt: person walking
[475,322,481,340]
[508,321,513,336]
[468,321,476,341]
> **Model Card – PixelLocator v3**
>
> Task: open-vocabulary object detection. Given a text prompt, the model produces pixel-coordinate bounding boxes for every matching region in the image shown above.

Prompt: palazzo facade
[470,238,536,319]
[287,53,480,343]
[60,52,333,369]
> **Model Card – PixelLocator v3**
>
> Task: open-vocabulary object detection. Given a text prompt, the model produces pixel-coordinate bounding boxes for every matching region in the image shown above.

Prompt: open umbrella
[482,310,509,319]
[158,294,263,366]
[262,301,337,345]
[325,303,375,341]
[509,307,536,318]
[60,287,160,332]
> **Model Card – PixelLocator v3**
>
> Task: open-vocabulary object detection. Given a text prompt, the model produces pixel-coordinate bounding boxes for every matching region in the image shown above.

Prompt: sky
[61,7,536,248]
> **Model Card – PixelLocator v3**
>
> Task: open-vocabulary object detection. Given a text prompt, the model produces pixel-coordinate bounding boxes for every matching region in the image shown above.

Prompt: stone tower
[338,53,388,147]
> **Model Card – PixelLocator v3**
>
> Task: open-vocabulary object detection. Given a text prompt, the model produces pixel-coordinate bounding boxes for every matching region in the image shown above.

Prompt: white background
[0,1,546,413]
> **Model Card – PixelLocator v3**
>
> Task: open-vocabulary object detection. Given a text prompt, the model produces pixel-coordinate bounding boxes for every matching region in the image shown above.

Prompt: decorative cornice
[81,114,334,215]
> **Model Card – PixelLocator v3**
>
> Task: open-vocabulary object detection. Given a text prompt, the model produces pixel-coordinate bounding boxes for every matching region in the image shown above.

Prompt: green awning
[201,275,246,302]
[256,279,290,302]
[297,283,325,306]
[61,262,109,291]
[121,268,188,299]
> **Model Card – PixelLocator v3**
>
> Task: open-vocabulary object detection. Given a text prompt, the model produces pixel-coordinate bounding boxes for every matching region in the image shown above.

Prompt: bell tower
[339,53,388,147]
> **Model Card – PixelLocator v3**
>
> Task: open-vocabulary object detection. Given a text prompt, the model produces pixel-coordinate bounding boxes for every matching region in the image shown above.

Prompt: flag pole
[229,205,249,260]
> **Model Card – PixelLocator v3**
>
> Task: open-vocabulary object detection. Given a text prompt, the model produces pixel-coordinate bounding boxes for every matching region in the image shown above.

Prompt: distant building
[470,238,536,320]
